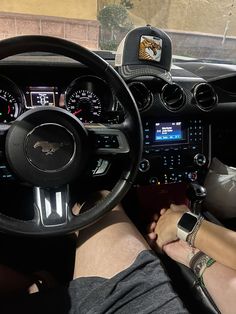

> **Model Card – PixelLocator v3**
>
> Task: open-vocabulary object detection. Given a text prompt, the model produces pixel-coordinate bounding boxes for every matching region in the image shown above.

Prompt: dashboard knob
[139,159,150,172]
[149,177,158,184]
[187,171,198,182]
[194,153,206,167]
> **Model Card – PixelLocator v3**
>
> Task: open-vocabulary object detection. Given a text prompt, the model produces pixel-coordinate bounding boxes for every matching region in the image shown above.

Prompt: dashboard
[1,55,236,186]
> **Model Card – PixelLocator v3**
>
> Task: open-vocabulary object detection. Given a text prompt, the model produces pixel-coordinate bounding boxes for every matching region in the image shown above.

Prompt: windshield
[0,0,235,63]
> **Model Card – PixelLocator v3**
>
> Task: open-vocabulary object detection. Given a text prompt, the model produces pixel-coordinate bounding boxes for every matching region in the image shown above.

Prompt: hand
[155,204,188,249]
[163,240,199,267]
[147,204,199,267]
[146,213,159,251]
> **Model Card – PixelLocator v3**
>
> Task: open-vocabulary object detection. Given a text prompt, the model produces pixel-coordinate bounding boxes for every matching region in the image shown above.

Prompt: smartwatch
[177,211,199,241]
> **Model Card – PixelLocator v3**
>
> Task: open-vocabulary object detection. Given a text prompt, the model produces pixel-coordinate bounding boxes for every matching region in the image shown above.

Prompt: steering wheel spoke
[86,123,130,155]
[0,123,11,133]
[0,123,11,149]
[0,123,14,180]
[33,185,71,227]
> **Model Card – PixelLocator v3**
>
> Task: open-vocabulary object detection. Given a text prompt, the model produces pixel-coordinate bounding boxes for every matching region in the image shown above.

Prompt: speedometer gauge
[0,89,19,122]
[67,89,102,123]
[65,75,114,124]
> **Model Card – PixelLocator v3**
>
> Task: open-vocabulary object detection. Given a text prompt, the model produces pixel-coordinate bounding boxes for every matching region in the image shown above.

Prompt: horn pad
[5,107,89,187]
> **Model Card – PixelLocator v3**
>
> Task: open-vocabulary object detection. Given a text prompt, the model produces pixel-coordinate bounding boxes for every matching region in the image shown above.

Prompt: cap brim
[118,64,172,83]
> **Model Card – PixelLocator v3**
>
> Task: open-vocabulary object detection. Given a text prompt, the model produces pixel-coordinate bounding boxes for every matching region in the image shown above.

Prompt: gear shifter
[186,183,207,214]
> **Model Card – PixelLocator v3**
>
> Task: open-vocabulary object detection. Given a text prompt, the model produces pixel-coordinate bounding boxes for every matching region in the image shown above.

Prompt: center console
[138,119,210,185]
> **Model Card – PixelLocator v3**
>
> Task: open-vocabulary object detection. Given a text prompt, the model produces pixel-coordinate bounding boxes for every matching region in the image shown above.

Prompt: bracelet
[199,258,216,287]
[189,251,207,276]
[189,251,205,270]
[189,251,216,287]
[187,216,204,247]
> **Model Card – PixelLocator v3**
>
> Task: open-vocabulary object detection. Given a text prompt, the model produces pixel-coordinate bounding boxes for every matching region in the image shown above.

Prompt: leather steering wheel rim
[0,35,143,236]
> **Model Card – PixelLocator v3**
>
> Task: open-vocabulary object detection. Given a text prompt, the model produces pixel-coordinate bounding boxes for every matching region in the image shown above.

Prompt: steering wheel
[0,35,143,236]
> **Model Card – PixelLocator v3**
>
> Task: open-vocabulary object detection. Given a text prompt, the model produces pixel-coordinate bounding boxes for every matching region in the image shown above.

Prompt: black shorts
[2,250,189,314]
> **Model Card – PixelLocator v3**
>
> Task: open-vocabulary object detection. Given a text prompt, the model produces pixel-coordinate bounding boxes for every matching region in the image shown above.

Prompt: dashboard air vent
[128,82,153,111]
[193,83,217,110]
[161,83,185,111]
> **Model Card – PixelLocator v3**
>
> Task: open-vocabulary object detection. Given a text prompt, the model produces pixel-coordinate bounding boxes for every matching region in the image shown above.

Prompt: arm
[194,219,236,270]
[161,240,236,314]
[148,205,236,313]
[155,204,236,270]
[203,261,236,314]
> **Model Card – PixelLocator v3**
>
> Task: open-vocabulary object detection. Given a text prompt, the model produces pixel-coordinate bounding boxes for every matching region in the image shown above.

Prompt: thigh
[73,192,150,279]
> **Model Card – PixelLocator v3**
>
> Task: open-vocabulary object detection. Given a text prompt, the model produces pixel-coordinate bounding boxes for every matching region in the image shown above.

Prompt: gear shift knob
[186,183,207,214]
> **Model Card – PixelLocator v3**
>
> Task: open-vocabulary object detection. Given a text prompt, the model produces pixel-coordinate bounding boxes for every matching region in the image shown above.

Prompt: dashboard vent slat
[193,83,217,110]
[161,83,186,111]
[128,82,152,111]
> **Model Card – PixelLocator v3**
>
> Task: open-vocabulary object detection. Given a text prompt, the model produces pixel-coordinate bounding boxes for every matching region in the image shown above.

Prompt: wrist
[186,216,204,246]
[177,212,203,243]
[189,251,216,286]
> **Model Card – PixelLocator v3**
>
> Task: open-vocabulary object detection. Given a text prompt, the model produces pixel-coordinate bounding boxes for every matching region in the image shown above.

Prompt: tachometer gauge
[0,89,19,122]
[66,89,102,123]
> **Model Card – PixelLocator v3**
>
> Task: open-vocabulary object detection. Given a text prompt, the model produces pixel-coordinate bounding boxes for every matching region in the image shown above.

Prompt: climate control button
[187,171,198,182]
[139,159,150,172]
[194,153,206,167]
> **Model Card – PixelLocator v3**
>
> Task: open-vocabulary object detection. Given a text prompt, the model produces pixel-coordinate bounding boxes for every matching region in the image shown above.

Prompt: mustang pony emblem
[33,141,64,155]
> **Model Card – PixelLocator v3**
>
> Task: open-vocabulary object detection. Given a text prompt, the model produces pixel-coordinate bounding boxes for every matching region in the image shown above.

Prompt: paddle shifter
[186,183,207,214]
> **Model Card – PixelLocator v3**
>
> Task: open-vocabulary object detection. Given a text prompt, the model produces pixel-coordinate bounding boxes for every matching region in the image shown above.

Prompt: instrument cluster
[0,75,120,124]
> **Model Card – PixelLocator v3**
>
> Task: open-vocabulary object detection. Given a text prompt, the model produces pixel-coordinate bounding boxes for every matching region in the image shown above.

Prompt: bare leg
[73,193,150,279]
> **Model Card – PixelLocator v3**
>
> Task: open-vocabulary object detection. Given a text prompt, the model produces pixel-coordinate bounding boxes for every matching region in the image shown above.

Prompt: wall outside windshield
[0,0,99,49]
[98,0,236,62]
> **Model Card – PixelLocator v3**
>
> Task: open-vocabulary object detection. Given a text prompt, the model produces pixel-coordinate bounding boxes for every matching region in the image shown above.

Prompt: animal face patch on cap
[138,35,162,62]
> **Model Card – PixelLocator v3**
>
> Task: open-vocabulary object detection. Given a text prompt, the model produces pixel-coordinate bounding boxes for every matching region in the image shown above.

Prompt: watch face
[178,213,198,232]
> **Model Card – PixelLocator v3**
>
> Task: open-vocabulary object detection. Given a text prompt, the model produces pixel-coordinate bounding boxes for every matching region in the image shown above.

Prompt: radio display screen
[155,122,183,142]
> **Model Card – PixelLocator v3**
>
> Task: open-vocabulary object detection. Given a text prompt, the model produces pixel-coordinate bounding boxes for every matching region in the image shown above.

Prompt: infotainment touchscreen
[155,122,183,142]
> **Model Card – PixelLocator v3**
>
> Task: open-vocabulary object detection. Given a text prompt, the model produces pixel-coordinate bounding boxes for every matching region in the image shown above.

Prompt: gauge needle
[73,109,82,116]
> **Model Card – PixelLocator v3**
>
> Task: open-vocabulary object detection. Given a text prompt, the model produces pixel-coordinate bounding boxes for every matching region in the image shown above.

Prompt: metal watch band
[187,216,204,247]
